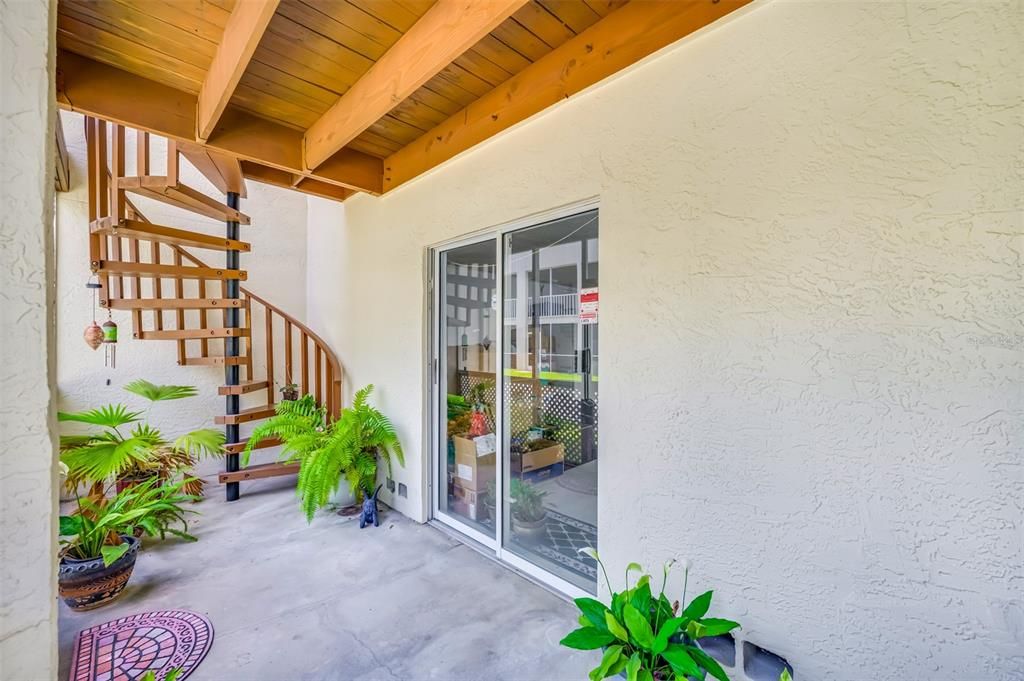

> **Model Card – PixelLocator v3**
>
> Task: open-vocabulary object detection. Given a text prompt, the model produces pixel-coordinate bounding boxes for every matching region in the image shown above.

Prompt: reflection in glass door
[502,209,599,592]
[436,238,498,539]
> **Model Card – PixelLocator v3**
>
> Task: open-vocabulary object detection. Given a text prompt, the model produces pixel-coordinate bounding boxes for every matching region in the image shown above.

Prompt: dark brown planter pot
[58,535,140,611]
[281,389,299,401]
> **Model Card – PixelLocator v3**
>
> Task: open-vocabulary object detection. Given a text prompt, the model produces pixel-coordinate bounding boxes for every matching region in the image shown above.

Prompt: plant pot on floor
[512,513,548,544]
[331,481,357,514]
[58,535,140,611]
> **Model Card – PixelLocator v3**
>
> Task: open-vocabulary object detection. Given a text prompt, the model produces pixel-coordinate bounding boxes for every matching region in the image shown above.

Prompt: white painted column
[0,0,59,678]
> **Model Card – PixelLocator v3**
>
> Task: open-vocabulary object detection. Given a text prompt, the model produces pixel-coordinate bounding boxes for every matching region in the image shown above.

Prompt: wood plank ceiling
[56,0,751,201]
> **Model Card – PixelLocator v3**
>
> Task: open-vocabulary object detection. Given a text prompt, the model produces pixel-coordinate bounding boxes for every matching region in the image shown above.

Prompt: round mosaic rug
[69,610,213,681]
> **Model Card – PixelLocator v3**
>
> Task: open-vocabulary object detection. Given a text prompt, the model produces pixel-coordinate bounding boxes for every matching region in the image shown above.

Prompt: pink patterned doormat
[69,610,213,681]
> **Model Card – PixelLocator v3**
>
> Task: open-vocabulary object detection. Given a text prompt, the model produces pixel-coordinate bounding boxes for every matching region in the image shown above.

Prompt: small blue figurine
[359,484,382,529]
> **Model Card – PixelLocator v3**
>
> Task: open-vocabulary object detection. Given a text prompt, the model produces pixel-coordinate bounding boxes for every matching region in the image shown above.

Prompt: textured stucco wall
[0,0,59,677]
[305,2,1023,679]
[56,112,310,476]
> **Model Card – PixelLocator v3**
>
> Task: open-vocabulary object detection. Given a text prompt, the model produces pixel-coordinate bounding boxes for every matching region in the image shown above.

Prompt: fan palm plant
[59,379,224,497]
[244,385,404,522]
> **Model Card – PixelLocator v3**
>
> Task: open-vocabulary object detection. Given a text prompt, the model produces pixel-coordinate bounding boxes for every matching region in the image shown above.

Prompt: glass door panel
[502,209,599,592]
[436,238,498,538]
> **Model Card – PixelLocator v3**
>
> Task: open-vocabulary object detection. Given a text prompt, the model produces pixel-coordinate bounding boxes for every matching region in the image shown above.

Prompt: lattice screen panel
[457,371,598,465]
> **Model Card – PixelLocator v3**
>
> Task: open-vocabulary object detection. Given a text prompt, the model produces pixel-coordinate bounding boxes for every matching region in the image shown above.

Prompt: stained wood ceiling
[56,0,750,201]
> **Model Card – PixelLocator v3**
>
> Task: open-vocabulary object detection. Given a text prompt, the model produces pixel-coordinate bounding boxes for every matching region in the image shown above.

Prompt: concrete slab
[58,476,596,680]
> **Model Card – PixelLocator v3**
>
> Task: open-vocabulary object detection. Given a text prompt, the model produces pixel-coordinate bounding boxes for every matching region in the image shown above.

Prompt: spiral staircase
[83,116,342,501]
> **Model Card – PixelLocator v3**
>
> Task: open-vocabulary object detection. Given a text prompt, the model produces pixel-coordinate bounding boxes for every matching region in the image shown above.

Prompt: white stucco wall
[57,111,310,475]
[0,0,58,677]
[305,2,1023,679]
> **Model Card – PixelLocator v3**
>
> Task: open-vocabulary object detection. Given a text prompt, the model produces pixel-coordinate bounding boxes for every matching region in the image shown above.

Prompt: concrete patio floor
[58,476,595,680]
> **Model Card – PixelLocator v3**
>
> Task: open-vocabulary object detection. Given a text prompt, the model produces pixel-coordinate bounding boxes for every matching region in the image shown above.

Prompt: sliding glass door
[500,210,599,592]
[431,205,599,594]
[434,237,498,542]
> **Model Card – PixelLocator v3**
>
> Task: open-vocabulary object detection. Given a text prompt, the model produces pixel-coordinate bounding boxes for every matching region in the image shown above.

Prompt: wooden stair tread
[118,176,251,224]
[108,298,243,310]
[223,436,282,455]
[135,327,250,341]
[218,380,269,395]
[180,356,248,367]
[218,462,299,484]
[91,217,250,252]
[95,260,247,280]
[215,404,277,425]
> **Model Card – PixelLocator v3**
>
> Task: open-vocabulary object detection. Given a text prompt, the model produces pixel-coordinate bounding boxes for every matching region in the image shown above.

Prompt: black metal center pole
[225,191,241,502]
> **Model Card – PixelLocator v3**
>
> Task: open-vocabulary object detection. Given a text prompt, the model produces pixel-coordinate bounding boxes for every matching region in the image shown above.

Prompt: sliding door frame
[427,197,599,599]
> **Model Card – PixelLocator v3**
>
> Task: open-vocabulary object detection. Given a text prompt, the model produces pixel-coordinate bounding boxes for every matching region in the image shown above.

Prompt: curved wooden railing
[241,288,343,421]
[169,244,343,421]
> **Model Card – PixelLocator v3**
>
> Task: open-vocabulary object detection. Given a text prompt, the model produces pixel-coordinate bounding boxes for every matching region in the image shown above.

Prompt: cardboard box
[451,480,488,521]
[522,462,564,484]
[519,440,564,473]
[510,440,565,483]
[452,434,496,492]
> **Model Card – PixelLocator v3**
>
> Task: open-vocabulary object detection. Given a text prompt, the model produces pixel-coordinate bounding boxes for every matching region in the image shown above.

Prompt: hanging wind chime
[83,276,117,368]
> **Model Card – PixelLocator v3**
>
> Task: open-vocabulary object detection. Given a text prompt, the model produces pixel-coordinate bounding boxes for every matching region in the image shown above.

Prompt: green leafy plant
[244,385,404,522]
[59,478,200,566]
[779,670,793,681]
[561,549,740,681]
[59,379,223,496]
[447,393,470,420]
[509,478,546,523]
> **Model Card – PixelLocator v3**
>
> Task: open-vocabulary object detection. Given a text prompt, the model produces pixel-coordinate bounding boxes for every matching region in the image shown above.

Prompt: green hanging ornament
[102,313,118,369]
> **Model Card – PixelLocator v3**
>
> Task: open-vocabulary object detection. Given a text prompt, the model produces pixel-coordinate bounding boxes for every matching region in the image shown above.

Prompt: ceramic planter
[58,535,140,611]
[331,479,358,513]
[512,513,547,543]
[280,388,299,401]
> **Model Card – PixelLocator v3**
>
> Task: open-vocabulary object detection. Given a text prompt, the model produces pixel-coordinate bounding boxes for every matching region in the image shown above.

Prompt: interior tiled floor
[58,476,595,681]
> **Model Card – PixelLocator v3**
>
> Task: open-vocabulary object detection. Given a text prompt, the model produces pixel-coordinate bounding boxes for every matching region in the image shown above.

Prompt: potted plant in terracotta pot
[58,478,198,610]
[60,379,223,497]
[509,478,547,543]
[279,381,300,402]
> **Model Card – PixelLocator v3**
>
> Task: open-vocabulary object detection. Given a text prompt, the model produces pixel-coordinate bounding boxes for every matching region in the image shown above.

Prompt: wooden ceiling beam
[197,0,280,142]
[383,0,753,191]
[239,161,355,203]
[209,107,382,194]
[57,50,382,194]
[178,141,247,198]
[303,0,529,171]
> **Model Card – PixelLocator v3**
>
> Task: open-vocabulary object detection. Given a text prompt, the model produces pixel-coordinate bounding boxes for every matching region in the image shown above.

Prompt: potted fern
[59,380,224,497]
[58,478,199,610]
[244,385,404,521]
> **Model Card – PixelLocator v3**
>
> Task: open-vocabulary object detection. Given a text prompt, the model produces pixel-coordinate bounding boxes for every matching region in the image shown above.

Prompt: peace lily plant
[561,548,740,681]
